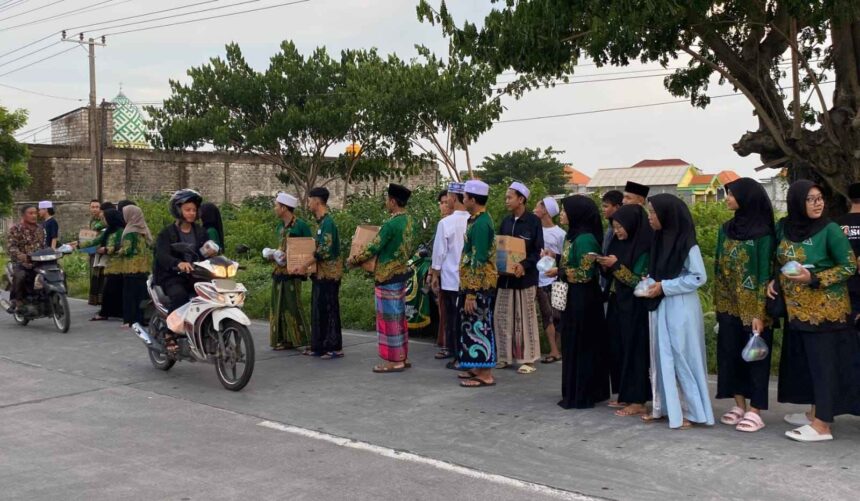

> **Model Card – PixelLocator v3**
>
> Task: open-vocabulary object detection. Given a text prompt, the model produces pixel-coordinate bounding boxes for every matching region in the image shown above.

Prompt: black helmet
[169,189,202,220]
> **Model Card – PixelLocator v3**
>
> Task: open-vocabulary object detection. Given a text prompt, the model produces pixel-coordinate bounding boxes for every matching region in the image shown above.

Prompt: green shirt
[118,232,153,275]
[353,213,415,284]
[273,217,312,277]
[314,212,342,281]
[776,221,857,330]
[610,252,649,290]
[103,231,124,275]
[206,227,224,250]
[90,217,106,232]
[459,209,497,294]
[561,233,600,284]
[714,229,774,327]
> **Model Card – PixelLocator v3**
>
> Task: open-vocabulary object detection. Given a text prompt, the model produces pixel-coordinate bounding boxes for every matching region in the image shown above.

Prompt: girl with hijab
[91,208,125,321]
[714,178,776,432]
[595,204,653,417]
[641,194,714,429]
[769,180,860,442]
[554,195,610,409]
[119,205,153,327]
[200,203,225,251]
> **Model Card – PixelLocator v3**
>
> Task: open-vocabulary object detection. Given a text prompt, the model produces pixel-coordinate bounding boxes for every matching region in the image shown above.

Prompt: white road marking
[257,420,596,500]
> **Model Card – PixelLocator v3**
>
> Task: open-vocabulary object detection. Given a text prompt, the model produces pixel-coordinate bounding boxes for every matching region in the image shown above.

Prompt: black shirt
[497,211,544,289]
[43,218,58,248]
[153,223,207,284]
[837,212,860,298]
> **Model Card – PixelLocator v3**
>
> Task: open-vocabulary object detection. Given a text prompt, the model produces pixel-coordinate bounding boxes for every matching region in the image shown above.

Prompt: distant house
[678,170,741,203]
[563,165,591,194]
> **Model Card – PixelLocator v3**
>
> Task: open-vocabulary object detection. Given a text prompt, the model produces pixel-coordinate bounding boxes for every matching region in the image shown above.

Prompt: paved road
[1,298,858,500]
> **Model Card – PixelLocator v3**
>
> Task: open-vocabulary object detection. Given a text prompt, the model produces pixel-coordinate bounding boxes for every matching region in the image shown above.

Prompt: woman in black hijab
[771,180,860,442]
[641,194,714,429]
[200,202,225,251]
[555,195,610,409]
[596,204,653,417]
[92,208,125,321]
[714,178,776,433]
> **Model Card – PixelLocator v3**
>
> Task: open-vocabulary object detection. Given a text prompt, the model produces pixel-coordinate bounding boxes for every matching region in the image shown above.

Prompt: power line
[0,0,31,15]
[64,0,220,32]
[0,0,122,31]
[0,32,57,59]
[14,122,52,138]
[0,44,77,78]
[86,0,263,35]
[0,80,82,101]
[0,40,61,68]
[0,0,66,23]
[98,0,312,37]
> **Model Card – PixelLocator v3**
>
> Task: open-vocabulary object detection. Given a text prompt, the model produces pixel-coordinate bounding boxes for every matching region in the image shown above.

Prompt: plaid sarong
[376,282,408,362]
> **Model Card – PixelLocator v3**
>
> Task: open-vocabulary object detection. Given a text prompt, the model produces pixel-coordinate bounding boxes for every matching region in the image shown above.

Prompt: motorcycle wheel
[50,293,70,333]
[214,320,255,391]
[148,347,176,371]
[13,311,29,326]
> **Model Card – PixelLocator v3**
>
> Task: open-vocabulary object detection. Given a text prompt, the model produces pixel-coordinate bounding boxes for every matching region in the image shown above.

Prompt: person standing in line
[600,190,623,255]
[495,181,544,375]
[92,208,126,321]
[200,202,225,251]
[431,189,451,354]
[119,205,153,328]
[599,189,624,404]
[837,182,860,326]
[457,180,498,388]
[87,199,107,306]
[349,184,416,373]
[296,187,344,359]
[641,194,714,429]
[38,201,59,249]
[270,192,312,352]
[713,178,776,433]
[533,196,566,364]
[622,182,650,206]
[770,180,860,442]
[596,204,653,417]
[430,183,470,364]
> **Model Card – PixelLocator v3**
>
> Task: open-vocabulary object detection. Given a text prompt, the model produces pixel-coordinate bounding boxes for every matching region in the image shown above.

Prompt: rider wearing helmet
[153,189,208,313]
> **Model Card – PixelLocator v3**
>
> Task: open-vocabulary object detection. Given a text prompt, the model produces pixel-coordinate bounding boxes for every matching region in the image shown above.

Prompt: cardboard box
[349,225,380,273]
[78,229,99,244]
[496,235,526,275]
[285,237,317,274]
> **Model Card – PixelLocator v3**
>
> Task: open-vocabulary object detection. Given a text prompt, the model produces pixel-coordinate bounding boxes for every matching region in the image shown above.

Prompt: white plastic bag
[536,256,555,274]
[741,332,769,362]
[633,277,656,297]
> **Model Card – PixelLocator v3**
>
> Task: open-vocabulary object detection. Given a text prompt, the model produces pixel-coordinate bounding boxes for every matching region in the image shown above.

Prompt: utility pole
[62,32,106,201]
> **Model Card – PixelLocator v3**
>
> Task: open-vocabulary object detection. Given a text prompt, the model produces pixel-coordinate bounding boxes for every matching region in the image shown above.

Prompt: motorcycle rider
[6,205,46,313]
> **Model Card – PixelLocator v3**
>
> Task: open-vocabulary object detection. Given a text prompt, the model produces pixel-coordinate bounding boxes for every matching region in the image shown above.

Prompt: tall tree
[474,147,568,194]
[0,105,30,216]
[419,1,860,211]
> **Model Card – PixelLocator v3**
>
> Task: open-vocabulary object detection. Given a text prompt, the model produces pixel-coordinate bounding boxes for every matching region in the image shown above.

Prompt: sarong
[375,282,408,362]
[270,276,309,348]
[88,255,105,306]
[310,279,343,354]
[457,291,496,369]
[494,286,541,364]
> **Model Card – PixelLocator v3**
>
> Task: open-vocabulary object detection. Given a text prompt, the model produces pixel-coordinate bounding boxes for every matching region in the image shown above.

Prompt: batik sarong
[87,256,105,306]
[494,286,541,364]
[270,276,309,349]
[458,291,496,369]
[310,279,343,354]
[376,282,408,362]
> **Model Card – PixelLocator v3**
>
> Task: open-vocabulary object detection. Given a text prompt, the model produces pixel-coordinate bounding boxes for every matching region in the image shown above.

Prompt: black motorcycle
[2,245,73,333]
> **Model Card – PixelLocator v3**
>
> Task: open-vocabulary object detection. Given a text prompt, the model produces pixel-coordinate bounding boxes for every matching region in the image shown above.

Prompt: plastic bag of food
[780,260,804,277]
[633,277,656,297]
[741,332,769,362]
[536,255,555,274]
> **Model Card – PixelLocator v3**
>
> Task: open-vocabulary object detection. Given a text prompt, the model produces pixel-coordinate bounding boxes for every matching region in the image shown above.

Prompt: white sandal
[783,413,812,427]
[785,425,833,442]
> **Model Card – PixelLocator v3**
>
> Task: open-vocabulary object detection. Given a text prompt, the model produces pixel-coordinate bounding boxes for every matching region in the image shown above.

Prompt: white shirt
[539,225,567,288]
[431,210,470,291]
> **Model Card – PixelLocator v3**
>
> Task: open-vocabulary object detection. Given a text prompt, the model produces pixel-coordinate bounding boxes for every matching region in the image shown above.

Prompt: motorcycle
[1,245,74,333]
[131,242,255,391]
[405,241,433,334]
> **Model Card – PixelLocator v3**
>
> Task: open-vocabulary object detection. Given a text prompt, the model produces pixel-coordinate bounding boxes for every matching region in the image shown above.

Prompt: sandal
[640,414,666,424]
[272,344,287,351]
[373,364,406,373]
[89,316,108,321]
[720,406,746,426]
[675,420,693,430]
[607,400,627,409]
[540,355,561,364]
[615,405,647,417]
[435,349,452,360]
[785,424,833,442]
[457,370,477,379]
[736,412,766,433]
[445,361,461,371]
[495,361,512,370]
[320,351,344,360]
[517,364,537,374]
[460,377,496,388]
[302,350,322,357]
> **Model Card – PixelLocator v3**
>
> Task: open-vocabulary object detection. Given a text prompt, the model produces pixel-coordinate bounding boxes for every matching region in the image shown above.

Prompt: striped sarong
[375,282,408,362]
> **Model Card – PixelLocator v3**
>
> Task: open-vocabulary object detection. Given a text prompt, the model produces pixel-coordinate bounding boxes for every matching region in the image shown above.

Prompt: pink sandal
[736,412,765,433]
[719,406,745,426]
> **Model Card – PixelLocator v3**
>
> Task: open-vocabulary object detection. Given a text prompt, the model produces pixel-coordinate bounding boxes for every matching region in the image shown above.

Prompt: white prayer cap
[542,197,559,217]
[508,181,530,199]
[38,200,53,209]
[275,192,298,208]
[464,180,489,197]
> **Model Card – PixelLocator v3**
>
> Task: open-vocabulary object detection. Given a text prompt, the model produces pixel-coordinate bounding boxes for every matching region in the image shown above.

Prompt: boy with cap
[838,182,860,325]
[38,200,59,249]
[458,180,498,387]
[269,192,312,352]
[349,184,417,373]
[430,182,470,362]
[622,181,650,206]
[534,196,566,363]
[495,181,544,374]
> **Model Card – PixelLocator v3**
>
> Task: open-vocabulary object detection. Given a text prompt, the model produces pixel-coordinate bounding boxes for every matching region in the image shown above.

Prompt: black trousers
[310,279,343,353]
[122,273,149,325]
[10,266,36,303]
[716,314,772,410]
[98,274,124,318]
[441,290,460,359]
[161,275,195,313]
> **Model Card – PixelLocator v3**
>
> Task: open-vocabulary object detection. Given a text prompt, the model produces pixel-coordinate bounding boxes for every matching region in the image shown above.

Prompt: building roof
[587,165,693,188]
[112,91,148,149]
[717,170,741,185]
[632,158,690,168]
[688,174,716,186]
[48,107,88,122]
[564,165,591,186]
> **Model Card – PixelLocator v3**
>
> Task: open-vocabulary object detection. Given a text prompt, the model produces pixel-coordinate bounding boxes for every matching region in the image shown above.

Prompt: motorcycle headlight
[210,261,239,278]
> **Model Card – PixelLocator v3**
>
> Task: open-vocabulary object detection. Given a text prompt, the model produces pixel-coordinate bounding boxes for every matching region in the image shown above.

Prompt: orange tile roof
[689,174,716,186]
[717,170,741,185]
[564,165,591,186]
[632,158,690,168]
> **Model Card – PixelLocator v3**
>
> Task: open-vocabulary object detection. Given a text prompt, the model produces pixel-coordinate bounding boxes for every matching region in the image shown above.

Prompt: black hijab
[607,204,653,268]
[200,202,225,248]
[723,177,775,241]
[648,194,697,282]
[562,195,603,243]
[102,208,125,248]
[781,180,829,242]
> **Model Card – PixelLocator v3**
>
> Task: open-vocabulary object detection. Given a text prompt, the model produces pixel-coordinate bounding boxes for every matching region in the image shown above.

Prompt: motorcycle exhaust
[131,323,153,345]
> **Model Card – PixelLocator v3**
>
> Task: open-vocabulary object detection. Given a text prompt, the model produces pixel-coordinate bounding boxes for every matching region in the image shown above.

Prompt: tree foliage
[473,147,568,194]
[0,105,30,216]
[419,0,860,212]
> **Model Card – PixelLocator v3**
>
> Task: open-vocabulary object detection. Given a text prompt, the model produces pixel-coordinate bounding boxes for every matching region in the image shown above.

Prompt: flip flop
[460,377,496,388]
[785,425,833,442]
[320,352,344,360]
[445,361,461,371]
[607,400,627,408]
[495,361,512,370]
[372,364,406,373]
[540,355,561,364]
[435,350,452,359]
[720,406,746,426]
[736,412,766,433]
[614,406,647,417]
[517,364,537,374]
[457,370,477,379]
[301,350,322,356]
[89,316,108,321]
[640,414,666,424]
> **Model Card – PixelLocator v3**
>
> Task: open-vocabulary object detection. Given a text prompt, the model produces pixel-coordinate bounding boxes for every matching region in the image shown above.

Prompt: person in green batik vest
[348,183,416,374]
[87,199,107,306]
[119,205,154,327]
[269,192,312,352]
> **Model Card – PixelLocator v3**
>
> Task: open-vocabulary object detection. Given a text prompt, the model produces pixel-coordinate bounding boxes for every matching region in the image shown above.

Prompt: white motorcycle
[132,243,255,391]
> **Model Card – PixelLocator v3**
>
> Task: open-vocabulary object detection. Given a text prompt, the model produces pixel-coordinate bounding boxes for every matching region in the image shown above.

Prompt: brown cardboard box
[285,237,317,274]
[496,235,526,275]
[349,225,380,273]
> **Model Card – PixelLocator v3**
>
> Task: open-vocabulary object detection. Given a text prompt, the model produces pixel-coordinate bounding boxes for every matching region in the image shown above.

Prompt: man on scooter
[6,205,46,313]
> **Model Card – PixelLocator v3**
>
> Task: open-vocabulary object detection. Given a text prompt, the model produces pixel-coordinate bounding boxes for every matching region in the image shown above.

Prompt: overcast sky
[0,0,825,181]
